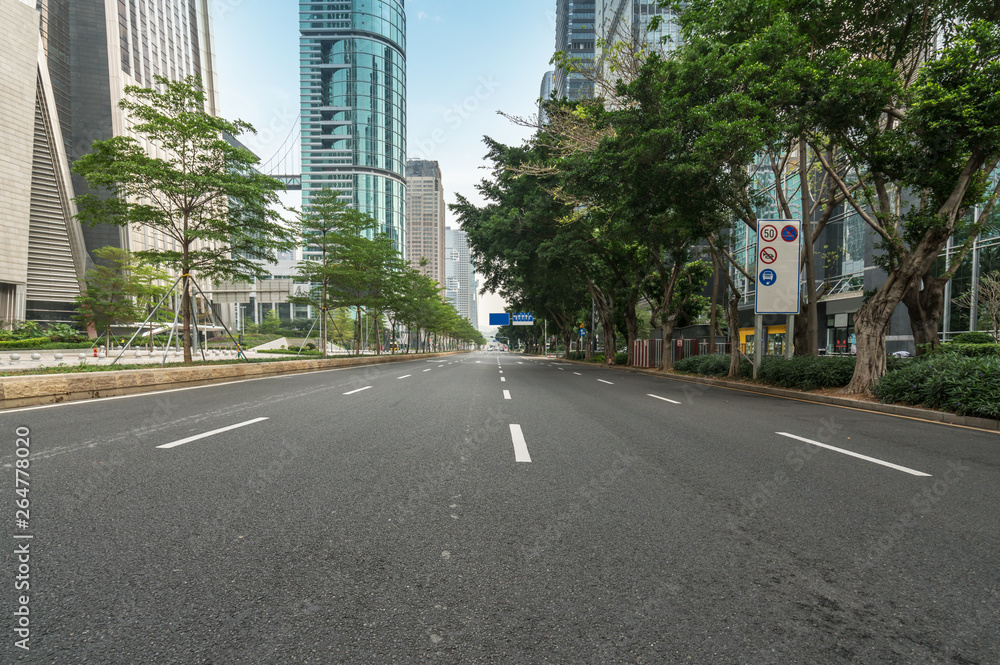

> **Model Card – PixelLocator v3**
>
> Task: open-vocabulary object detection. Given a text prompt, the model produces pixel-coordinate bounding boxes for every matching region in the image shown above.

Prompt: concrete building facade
[0,0,88,325]
[299,0,407,254]
[404,160,446,288]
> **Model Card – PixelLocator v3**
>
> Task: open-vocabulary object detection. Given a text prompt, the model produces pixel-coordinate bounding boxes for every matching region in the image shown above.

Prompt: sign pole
[753,313,764,379]
[786,314,795,359]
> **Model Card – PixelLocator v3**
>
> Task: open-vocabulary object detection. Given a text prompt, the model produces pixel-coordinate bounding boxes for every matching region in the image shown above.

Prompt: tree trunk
[846,301,891,394]
[709,252,720,355]
[727,294,741,378]
[902,274,945,355]
[660,316,678,371]
[624,298,639,365]
[181,275,193,363]
[799,136,820,357]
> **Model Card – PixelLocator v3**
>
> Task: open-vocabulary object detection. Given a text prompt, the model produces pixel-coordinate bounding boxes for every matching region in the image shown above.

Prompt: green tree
[72,75,296,363]
[74,247,170,348]
[672,0,1000,391]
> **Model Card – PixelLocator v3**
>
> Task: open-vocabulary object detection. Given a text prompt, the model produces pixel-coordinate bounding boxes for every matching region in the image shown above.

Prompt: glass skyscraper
[299,0,407,253]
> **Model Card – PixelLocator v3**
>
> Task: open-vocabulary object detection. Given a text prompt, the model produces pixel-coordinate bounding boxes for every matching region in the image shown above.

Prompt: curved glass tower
[300,0,407,252]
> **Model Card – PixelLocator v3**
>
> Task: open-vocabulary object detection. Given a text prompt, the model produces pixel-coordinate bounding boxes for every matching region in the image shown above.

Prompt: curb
[553,357,1000,433]
[0,352,459,411]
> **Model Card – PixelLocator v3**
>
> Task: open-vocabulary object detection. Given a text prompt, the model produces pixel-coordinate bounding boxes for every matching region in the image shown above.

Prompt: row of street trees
[292,189,483,355]
[454,0,1000,393]
[72,75,483,360]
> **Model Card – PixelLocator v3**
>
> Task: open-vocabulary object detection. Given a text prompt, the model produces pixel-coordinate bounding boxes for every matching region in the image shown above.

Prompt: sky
[212,0,559,331]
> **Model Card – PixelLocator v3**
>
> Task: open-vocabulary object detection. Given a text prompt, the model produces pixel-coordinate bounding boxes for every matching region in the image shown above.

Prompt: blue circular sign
[759,269,778,287]
[781,225,799,242]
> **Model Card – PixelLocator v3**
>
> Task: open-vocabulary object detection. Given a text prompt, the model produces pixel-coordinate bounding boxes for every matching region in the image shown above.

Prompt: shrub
[952,331,996,344]
[675,353,742,377]
[592,353,606,364]
[0,337,52,349]
[940,342,1000,357]
[614,352,628,365]
[755,355,857,390]
[565,351,587,360]
[874,354,1000,420]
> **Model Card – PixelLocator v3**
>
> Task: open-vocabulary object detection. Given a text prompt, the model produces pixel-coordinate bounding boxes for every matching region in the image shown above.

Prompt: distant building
[554,0,596,101]
[444,226,477,325]
[539,69,556,125]
[405,160,446,289]
[299,0,407,253]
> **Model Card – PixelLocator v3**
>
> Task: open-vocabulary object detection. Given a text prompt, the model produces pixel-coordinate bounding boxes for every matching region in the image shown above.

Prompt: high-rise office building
[299,0,407,253]
[554,0,596,101]
[538,69,556,125]
[444,226,476,324]
[40,0,219,262]
[405,160,446,288]
[0,0,88,324]
[596,0,683,81]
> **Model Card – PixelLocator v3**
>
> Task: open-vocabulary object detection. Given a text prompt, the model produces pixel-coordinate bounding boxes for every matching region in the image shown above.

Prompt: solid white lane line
[509,424,531,463]
[573,372,582,376]
[598,379,614,385]
[423,369,432,372]
[776,432,932,477]
[648,394,681,405]
[397,375,412,379]
[343,386,373,395]
[503,390,511,400]
[501,377,506,382]
[157,417,269,449]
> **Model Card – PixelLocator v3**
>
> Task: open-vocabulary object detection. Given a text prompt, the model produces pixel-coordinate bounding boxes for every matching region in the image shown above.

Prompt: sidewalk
[562,357,1000,433]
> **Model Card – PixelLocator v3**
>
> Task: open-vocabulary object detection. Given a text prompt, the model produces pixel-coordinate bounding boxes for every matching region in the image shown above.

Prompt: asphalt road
[1,352,998,664]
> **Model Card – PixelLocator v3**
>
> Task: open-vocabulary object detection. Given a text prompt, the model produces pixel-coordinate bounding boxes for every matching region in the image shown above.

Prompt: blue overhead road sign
[489,313,510,326]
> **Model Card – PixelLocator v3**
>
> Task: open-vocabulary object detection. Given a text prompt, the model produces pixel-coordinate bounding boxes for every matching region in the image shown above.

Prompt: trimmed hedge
[0,337,52,349]
[952,331,996,344]
[675,354,908,391]
[939,342,1000,357]
[756,355,858,390]
[675,353,745,377]
[874,354,1000,420]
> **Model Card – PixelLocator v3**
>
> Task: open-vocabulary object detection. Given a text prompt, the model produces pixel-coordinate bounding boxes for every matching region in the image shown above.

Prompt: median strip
[776,432,932,477]
[157,417,269,449]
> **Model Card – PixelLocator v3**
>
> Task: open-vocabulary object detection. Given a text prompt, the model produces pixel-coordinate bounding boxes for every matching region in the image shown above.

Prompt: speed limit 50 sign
[755,219,801,314]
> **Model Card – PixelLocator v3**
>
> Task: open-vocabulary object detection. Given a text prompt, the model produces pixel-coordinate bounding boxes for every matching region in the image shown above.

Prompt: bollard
[10,353,20,364]
[54,353,63,361]
[31,353,41,361]
[77,353,86,361]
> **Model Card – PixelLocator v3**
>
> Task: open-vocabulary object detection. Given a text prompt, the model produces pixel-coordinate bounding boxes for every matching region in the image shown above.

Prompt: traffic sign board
[512,313,534,326]
[579,328,587,336]
[756,219,801,314]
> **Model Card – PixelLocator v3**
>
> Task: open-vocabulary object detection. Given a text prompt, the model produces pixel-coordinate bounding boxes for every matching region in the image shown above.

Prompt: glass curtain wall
[300,0,407,254]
